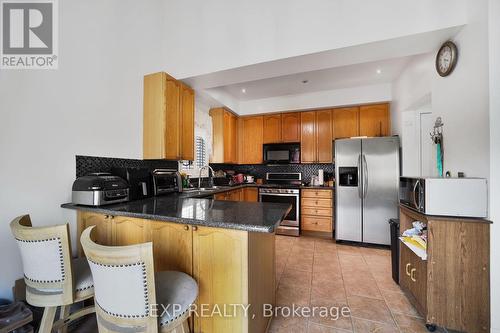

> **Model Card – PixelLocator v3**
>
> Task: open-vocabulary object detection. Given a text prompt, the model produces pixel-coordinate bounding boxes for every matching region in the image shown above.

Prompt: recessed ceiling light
[376,69,382,74]
[241,88,246,93]
[302,80,309,84]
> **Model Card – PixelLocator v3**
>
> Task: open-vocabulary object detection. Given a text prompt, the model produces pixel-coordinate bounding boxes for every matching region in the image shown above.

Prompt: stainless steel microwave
[262,143,300,164]
[399,177,488,218]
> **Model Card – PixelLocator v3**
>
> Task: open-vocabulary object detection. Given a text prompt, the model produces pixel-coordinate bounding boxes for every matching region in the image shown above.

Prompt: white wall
[0,0,165,299]
[238,83,391,115]
[162,0,467,79]
[489,0,500,330]
[392,0,490,179]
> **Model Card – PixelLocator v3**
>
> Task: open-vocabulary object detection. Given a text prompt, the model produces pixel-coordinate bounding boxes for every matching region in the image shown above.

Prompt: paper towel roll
[318,169,324,185]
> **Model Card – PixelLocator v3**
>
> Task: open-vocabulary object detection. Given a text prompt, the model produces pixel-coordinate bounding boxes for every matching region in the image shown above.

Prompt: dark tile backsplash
[76,155,178,178]
[209,163,334,182]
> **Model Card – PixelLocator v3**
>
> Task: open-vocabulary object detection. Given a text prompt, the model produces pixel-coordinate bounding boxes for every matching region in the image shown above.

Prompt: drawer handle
[410,268,416,282]
[405,263,411,276]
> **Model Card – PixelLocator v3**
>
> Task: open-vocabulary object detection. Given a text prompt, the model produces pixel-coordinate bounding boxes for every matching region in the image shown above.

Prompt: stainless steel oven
[258,172,302,236]
[259,188,300,236]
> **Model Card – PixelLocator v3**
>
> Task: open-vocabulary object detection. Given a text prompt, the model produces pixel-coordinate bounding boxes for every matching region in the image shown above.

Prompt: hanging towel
[436,143,443,177]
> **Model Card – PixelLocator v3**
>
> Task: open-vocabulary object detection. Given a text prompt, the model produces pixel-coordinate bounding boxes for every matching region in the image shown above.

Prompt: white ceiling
[207,57,413,101]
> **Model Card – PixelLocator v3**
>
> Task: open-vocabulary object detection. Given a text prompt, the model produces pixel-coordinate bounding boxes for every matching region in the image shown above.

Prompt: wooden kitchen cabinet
[76,211,111,256]
[192,226,275,333]
[300,111,316,163]
[333,107,359,139]
[400,244,427,313]
[180,84,195,161]
[112,216,149,246]
[150,221,193,274]
[399,206,491,333]
[143,72,194,160]
[243,187,258,202]
[76,211,275,333]
[239,116,264,164]
[301,189,333,235]
[210,108,238,163]
[192,226,248,332]
[300,110,333,163]
[281,112,301,142]
[316,110,333,163]
[263,114,282,143]
[359,103,390,137]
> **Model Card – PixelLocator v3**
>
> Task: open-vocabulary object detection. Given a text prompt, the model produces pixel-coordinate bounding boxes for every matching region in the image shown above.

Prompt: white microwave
[399,177,488,218]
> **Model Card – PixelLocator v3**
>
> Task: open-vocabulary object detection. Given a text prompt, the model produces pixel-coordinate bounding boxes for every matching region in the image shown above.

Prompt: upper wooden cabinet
[333,107,360,139]
[210,108,238,163]
[281,112,301,142]
[316,110,333,163]
[263,114,282,144]
[143,72,194,160]
[239,116,264,164]
[300,111,316,163]
[359,103,390,137]
[301,110,333,163]
[180,84,195,161]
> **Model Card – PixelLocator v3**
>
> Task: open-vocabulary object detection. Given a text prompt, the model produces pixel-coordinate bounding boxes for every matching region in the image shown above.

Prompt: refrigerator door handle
[362,154,368,198]
[357,154,363,199]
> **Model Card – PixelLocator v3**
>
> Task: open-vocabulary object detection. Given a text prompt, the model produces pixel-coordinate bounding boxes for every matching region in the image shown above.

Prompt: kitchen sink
[183,186,231,192]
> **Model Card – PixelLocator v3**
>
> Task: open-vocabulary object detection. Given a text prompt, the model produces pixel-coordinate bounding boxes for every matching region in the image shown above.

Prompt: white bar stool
[10,214,95,333]
[80,225,198,333]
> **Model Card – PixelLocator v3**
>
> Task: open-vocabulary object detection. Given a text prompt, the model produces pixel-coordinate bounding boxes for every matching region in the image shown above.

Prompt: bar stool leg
[58,305,70,333]
[39,306,57,333]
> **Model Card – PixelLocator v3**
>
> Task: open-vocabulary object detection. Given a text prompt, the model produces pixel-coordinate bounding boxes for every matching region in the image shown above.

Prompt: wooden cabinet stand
[399,206,490,333]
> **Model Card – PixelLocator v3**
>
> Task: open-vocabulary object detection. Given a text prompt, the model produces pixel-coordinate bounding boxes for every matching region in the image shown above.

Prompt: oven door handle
[259,193,299,197]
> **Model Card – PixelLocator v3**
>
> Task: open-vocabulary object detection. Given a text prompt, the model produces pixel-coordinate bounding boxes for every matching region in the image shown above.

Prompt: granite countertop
[62,192,292,233]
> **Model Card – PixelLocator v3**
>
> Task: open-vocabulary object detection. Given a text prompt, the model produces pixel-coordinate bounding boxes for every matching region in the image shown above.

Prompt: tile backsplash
[76,155,178,177]
[210,163,334,183]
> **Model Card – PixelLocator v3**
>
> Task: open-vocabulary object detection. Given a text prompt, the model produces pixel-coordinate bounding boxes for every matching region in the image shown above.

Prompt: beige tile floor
[270,235,435,333]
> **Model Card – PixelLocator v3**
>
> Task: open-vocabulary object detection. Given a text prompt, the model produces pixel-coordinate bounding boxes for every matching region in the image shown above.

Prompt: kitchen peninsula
[62,189,291,333]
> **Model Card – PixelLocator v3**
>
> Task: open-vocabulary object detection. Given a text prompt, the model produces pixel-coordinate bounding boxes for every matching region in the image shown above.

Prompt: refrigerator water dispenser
[338,167,358,187]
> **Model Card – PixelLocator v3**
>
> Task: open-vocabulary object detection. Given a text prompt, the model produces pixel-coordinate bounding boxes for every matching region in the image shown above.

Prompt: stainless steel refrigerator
[335,137,400,245]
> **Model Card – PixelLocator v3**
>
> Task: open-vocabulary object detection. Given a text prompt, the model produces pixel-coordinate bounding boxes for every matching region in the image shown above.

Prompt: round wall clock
[436,41,458,77]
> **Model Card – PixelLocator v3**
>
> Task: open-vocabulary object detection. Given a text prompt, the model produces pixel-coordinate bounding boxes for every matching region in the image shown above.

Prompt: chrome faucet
[198,165,215,189]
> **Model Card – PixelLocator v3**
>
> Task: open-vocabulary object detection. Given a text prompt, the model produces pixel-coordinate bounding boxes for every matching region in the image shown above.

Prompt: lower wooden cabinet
[398,206,490,333]
[213,187,258,202]
[77,212,111,256]
[150,221,193,274]
[300,189,334,235]
[243,187,258,202]
[192,226,248,332]
[112,215,149,246]
[77,211,275,333]
[400,243,427,314]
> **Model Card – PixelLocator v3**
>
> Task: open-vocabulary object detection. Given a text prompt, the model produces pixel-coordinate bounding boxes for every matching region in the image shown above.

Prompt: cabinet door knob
[104,215,109,219]
[184,226,189,231]
[405,263,411,276]
[192,226,198,231]
[410,268,417,282]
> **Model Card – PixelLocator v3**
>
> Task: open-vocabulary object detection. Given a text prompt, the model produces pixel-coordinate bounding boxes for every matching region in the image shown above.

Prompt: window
[195,136,206,168]
[179,136,206,171]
